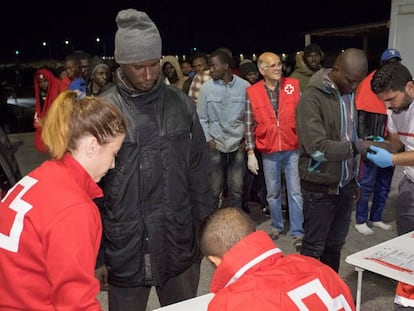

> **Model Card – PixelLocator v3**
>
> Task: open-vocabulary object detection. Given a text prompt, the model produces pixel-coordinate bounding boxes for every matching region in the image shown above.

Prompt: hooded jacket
[86,56,113,96]
[289,52,316,93]
[208,230,355,311]
[296,69,360,194]
[161,55,189,91]
[33,69,66,152]
[98,68,213,287]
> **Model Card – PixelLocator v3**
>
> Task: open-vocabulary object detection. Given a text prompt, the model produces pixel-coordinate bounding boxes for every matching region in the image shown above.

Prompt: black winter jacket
[0,125,21,192]
[97,72,213,287]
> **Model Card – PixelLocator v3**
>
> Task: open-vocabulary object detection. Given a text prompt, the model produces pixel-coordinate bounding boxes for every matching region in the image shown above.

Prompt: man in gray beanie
[95,8,213,311]
[114,9,162,65]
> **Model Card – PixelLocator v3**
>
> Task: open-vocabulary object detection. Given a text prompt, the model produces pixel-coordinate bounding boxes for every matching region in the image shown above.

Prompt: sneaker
[269,229,280,240]
[372,221,392,231]
[262,206,270,217]
[355,223,374,235]
[293,236,303,252]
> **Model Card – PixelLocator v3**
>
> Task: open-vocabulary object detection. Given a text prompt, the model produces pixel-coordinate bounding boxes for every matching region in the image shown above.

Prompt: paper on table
[365,247,414,273]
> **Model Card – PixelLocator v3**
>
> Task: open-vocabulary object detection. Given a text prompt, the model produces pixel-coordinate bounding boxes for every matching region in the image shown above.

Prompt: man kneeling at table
[200,207,356,311]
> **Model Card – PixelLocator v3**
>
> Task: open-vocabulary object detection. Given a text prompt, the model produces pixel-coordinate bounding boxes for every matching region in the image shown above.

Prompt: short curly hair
[200,207,256,258]
[371,62,412,94]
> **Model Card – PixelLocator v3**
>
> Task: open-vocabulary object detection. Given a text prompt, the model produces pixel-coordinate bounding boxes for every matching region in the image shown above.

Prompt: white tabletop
[346,231,414,285]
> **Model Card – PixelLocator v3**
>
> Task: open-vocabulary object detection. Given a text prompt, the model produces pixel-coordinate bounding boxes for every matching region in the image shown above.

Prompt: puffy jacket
[98,71,213,287]
[296,69,360,193]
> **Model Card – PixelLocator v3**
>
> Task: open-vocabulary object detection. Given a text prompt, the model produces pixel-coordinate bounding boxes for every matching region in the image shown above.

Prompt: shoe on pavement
[372,221,392,231]
[262,206,270,217]
[355,223,374,235]
[293,236,302,252]
[269,229,280,240]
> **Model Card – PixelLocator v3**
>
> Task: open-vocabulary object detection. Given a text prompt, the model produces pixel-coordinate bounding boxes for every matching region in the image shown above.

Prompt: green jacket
[295,69,360,194]
[289,52,316,93]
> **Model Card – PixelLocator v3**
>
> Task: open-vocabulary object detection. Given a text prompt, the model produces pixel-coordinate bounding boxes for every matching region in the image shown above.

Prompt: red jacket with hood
[33,69,66,152]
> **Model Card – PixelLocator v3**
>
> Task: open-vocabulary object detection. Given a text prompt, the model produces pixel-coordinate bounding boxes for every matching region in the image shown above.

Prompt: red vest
[247,78,300,153]
[355,70,387,115]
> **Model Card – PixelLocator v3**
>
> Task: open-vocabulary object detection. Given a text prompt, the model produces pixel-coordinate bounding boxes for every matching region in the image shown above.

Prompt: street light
[64,40,74,53]
[42,41,52,58]
[96,37,106,57]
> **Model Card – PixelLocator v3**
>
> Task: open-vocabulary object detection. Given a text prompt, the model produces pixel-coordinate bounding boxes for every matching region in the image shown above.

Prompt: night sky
[2,0,392,62]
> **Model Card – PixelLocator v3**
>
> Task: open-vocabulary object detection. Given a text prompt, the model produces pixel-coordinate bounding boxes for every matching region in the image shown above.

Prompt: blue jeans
[300,181,357,272]
[262,150,303,237]
[209,148,245,208]
[356,159,394,224]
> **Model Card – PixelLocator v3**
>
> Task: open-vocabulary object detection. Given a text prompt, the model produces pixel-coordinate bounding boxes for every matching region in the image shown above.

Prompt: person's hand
[33,114,41,129]
[352,187,360,204]
[208,140,216,150]
[247,153,259,175]
[95,265,109,291]
[367,145,393,168]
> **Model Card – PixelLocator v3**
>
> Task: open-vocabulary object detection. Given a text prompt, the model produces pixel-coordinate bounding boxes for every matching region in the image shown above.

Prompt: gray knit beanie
[114,9,162,64]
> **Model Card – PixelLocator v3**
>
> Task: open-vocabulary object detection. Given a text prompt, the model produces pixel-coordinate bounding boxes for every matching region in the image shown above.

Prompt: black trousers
[108,260,201,311]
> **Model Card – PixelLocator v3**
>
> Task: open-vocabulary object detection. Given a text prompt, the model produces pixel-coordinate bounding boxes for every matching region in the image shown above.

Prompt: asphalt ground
[9,132,402,311]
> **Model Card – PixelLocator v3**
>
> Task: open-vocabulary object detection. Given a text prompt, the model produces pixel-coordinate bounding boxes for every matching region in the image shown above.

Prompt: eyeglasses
[263,63,282,70]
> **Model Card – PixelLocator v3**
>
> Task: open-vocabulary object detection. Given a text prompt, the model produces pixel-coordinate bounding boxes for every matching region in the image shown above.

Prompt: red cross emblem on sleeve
[0,176,37,252]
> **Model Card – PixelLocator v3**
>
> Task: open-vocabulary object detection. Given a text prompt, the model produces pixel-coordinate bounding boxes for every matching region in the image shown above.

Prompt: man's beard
[390,93,412,113]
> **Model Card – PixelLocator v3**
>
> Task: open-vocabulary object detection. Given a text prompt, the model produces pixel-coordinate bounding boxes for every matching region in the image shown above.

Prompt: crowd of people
[0,7,413,311]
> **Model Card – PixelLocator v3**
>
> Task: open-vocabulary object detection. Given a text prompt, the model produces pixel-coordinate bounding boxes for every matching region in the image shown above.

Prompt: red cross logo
[284,83,295,95]
[0,185,22,236]
[0,176,37,252]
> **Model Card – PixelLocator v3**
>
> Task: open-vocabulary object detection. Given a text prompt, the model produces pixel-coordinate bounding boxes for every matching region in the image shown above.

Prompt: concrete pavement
[9,131,402,311]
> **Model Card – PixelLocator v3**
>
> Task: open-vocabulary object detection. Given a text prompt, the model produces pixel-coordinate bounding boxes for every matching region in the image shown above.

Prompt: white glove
[247,153,259,175]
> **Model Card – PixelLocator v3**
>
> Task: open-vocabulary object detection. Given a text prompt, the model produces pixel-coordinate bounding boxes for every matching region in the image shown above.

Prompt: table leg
[355,267,364,311]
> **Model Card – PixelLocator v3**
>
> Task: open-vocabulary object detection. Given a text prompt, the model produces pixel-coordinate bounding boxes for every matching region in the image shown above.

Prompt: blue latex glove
[367,145,393,168]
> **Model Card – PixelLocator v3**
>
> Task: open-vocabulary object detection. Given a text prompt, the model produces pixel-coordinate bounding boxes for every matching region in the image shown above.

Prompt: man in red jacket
[245,52,303,250]
[200,207,356,311]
